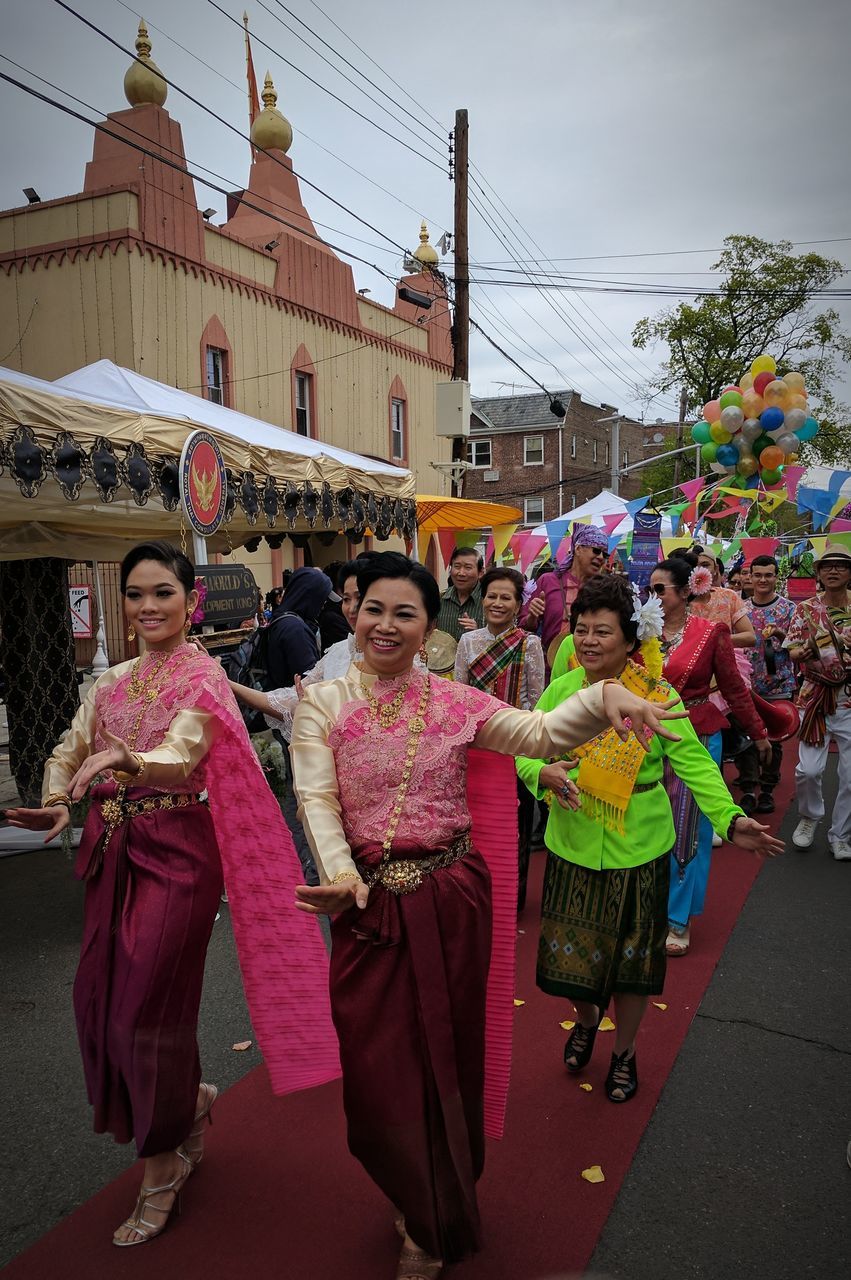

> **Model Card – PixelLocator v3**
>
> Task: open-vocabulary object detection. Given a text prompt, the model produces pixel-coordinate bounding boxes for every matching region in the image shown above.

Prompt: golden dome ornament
[250,72,293,154]
[124,19,168,108]
[412,221,439,269]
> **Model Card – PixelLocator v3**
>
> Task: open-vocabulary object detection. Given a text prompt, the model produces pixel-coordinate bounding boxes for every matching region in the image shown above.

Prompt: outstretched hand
[66,729,137,801]
[601,685,687,751]
[4,805,71,844]
[295,879,369,916]
[729,816,784,858]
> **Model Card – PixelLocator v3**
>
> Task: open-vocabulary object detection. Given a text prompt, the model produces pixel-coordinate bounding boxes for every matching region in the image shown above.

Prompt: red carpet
[4,762,791,1280]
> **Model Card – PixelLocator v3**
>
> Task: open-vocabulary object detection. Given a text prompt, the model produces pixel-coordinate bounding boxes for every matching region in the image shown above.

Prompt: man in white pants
[785,543,851,860]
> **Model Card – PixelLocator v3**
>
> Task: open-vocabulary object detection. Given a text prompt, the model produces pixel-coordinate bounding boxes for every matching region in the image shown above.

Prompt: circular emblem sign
[179,430,227,537]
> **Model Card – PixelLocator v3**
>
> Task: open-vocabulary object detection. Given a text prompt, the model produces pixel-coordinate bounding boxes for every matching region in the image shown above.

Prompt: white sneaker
[792,818,818,849]
[829,838,851,861]
[712,832,722,847]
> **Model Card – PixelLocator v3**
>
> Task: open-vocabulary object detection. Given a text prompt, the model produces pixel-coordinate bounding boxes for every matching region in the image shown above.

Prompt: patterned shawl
[467,626,528,707]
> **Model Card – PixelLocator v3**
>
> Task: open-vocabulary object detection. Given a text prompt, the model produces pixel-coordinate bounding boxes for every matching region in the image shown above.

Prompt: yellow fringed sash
[572,659,671,835]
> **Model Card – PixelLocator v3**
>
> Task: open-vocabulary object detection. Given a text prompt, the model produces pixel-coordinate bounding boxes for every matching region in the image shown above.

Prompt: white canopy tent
[0,361,416,562]
[531,490,679,540]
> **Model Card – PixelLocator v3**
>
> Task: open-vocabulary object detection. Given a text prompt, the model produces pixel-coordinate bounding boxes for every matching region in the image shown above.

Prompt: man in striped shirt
[436,546,484,640]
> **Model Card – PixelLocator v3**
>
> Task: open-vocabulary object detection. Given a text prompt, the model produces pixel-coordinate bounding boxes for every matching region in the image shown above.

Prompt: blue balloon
[797,416,819,442]
[760,406,785,432]
[716,443,739,467]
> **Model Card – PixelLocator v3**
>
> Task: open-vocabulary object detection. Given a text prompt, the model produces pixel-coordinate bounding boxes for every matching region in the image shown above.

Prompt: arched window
[199,315,233,407]
[388,375,408,465]
[291,344,318,438]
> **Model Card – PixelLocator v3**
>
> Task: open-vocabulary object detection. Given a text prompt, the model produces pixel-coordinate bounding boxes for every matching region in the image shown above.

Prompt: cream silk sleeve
[289,688,358,885]
[474,681,608,757]
[41,682,102,802]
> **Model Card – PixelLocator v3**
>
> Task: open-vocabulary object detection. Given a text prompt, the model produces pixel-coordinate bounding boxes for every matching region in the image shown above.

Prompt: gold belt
[362,831,471,896]
[100,792,207,826]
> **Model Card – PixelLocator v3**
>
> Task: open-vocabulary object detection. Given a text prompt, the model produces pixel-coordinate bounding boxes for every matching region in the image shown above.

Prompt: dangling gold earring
[418,643,428,664]
[184,611,192,637]
[127,623,136,642]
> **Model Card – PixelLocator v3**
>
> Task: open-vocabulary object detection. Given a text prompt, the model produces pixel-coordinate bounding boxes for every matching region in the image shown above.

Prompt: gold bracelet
[113,753,147,784]
[131,753,147,781]
[44,793,72,810]
[330,870,362,886]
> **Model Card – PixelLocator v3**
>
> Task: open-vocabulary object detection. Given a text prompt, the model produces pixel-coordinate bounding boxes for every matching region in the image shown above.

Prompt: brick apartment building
[463,390,653,525]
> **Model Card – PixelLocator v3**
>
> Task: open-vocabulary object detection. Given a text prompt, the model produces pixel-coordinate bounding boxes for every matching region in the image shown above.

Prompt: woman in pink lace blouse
[289,552,686,1280]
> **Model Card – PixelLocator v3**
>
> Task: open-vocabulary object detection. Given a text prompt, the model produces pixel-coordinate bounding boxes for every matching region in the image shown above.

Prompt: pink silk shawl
[95,645,340,1096]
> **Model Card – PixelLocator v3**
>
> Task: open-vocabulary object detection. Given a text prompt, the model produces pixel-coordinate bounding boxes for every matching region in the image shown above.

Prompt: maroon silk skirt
[330,838,492,1263]
[73,783,222,1157]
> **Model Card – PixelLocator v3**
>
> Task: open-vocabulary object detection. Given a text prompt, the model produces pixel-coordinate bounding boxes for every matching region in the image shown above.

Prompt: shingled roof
[471,389,575,431]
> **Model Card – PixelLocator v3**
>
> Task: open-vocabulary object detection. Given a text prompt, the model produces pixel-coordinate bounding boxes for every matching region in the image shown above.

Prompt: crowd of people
[6,526,850,1278]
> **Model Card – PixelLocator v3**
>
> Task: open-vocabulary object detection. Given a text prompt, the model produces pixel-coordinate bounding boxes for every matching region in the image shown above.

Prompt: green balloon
[719,391,743,410]
[701,442,718,462]
[753,433,775,456]
[692,421,712,444]
[760,467,783,485]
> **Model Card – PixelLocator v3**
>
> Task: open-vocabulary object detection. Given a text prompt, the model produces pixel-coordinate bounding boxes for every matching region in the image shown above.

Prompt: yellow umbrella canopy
[416,495,521,537]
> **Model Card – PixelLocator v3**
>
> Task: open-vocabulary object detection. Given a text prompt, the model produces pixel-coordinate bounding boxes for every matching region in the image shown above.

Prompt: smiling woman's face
[123,560,197,650]
[573,608,631,682]
[354,577,432,677]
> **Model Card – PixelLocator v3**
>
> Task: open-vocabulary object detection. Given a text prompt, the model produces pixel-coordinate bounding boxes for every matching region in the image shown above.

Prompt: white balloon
[710,461,728,473]
[735,436,753,455]
[776,432,799,453]
[742,418,762,442]
[720,405,744,432]
[784,408,807,433]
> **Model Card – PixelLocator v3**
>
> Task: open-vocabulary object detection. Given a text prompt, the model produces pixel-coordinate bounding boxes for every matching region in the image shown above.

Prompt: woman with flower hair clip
[649,554,772,957]
[517,574,781,1101]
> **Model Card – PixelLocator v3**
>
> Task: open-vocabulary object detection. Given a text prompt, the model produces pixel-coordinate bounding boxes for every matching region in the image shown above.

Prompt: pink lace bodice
[93,644,224,792]
[329,670,498,852]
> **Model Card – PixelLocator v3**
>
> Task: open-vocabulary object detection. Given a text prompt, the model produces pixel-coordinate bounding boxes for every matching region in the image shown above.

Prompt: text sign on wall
[629,509,663,590]
[69,584,93,638]
[194,564,258,629]
[179,430,228,537]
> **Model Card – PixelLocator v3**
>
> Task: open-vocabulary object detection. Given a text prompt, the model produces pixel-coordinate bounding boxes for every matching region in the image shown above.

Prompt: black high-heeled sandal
[605,1049,638,1102]
[563,1017,600,1073]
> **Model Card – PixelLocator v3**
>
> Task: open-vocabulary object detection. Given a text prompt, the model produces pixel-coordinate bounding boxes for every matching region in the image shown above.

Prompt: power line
[468,237,851,266]
[204,0,446,172]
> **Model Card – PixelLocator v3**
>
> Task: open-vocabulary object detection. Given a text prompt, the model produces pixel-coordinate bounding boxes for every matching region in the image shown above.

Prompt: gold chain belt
[362,831,471,896]
[100,792,207,827]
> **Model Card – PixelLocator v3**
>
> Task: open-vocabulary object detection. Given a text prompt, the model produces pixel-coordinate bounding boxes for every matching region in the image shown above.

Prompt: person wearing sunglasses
[649,555,770,958]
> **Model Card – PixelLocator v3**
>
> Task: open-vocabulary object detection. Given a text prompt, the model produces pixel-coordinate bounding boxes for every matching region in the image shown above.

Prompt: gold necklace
[359,670,411,729]
[379,677,431,860]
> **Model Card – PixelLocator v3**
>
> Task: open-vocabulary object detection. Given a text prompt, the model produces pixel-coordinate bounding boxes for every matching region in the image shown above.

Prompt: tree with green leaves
[633,234,851,466]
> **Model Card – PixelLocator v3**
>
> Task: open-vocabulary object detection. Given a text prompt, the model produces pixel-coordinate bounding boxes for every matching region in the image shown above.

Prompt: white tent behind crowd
[530,490,679,540]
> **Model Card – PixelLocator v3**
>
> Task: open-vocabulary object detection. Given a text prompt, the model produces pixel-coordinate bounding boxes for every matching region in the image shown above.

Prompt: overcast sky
[2,0,850,421]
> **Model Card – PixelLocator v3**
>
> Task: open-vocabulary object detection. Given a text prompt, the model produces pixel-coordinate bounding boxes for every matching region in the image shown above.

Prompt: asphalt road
[591,760,851,1280]
[2,761,849,1276]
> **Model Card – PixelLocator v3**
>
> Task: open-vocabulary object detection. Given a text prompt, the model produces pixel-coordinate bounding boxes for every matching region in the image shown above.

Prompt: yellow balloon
[784,453,799,464]
[783,371,805,392]
[710,422,733,443]
[788,393,808,412]
[740,372,754,391]
[751,354,777,376]
[742,391,765,418]
[764,379,789,407]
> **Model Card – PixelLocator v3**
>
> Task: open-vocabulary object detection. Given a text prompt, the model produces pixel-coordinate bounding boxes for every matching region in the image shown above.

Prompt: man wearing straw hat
[785,542,851,859]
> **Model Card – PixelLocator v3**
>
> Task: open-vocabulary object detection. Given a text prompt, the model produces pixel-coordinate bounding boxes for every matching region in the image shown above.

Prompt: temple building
[0,20,453,584]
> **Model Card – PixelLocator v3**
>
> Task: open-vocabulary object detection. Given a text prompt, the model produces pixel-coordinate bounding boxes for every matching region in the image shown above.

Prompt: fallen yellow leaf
[598,1016,616,1032]
[579,1083,593,1092]
[513,998,525,1007]
[652,1002,668,1011]
[559,1019,576,1030]
[232,1040,253,1051]
[581,1165,605,1184]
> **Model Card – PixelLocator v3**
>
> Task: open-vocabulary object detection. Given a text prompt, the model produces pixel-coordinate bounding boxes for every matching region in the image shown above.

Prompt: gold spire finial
[124,18,167,107]
[250,69,293,154]
[412,220,439,268]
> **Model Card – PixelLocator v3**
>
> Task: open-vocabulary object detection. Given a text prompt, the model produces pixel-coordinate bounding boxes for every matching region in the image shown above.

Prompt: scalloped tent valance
[0,362,417,561]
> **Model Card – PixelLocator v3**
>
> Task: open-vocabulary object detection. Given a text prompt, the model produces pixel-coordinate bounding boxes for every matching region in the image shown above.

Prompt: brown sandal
[396,1244,443,1279]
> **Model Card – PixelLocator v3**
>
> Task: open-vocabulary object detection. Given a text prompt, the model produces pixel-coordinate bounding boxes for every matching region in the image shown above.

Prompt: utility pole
[451,108,469,497]
[673,385,688,489]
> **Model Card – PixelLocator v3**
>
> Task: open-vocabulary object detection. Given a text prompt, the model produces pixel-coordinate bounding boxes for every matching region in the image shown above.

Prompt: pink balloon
[704,399,721,423]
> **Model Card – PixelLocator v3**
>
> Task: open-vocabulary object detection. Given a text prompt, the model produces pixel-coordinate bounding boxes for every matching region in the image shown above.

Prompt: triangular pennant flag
[661,536,693,556]
[484,535,495,564]
[827,470,851,497]
[817,531,851,553]
[678,477,706,502]
[720,539,742,564]
[625,494,651,519]
[545,517,572,558]
[607,534,624,554]
[782,465,805,502]
[756,489,789,514]
[491,523,518,561]
[437,528,457,567]
[519,534,548,572]
[602,512,626,535]
[454,528,482,550]
[830,518,851,532]
[741,537,780,560]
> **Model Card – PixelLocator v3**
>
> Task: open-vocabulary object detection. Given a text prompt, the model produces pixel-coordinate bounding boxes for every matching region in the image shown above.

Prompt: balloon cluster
[691,354,819,488]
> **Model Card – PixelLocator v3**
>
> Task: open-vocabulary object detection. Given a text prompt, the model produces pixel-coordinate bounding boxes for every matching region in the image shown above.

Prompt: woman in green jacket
[517,575,782,1103]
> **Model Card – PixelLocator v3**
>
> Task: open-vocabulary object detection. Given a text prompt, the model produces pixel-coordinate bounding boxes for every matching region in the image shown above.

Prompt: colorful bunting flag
[625,495,651,519]
[678,477,706,503]
[491,523,518,561]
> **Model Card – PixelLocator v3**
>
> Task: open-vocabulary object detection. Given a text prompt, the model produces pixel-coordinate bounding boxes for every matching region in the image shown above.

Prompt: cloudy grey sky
[2,0,850,419]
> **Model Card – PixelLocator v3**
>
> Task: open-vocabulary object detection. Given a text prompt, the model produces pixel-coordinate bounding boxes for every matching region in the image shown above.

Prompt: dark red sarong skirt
[73,783,222,1157]
[330,840,492,1263]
